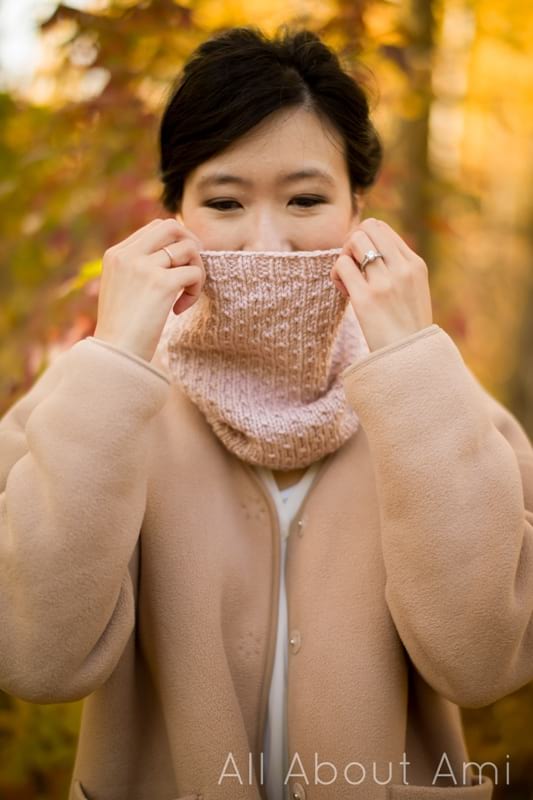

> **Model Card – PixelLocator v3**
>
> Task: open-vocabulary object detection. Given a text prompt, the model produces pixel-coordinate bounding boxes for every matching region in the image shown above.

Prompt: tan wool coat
[1,323,533,800]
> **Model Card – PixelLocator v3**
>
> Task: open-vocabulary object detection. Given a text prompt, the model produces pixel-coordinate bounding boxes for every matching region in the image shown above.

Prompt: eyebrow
[196,168,336,191]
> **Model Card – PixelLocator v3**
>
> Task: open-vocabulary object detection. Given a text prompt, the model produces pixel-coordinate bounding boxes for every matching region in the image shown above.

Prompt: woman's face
[177,106,361,252]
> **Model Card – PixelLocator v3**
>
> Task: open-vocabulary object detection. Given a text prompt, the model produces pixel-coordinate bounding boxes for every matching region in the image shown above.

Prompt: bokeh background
[0,0,532,797]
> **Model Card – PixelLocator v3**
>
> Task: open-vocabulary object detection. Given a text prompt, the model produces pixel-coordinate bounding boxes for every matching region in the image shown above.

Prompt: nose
[242,209,291,252]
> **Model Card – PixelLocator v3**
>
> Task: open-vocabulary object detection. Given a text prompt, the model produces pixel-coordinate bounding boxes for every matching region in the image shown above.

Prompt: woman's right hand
[93,218,206,364]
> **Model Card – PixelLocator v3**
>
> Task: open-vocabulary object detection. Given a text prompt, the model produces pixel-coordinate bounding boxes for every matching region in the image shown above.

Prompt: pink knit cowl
[158,248,370,470]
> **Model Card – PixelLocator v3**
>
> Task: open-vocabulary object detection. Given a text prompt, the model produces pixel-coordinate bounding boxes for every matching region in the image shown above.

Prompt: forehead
[189,108,347,190]
[195,166,337,192]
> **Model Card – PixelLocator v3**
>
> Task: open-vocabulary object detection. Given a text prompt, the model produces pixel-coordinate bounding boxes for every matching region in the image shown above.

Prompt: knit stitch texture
[158,248,370,469]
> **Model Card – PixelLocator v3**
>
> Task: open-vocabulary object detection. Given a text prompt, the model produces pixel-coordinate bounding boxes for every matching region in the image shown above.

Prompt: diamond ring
[359,249,384,274]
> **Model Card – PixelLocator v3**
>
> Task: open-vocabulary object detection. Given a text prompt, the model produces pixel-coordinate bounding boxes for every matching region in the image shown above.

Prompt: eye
[203,195,327,212]
[204,199,241,211]
[290,195,327,207]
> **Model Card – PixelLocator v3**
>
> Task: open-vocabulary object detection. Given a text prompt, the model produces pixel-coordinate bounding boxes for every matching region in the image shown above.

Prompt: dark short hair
[158,24,383,214]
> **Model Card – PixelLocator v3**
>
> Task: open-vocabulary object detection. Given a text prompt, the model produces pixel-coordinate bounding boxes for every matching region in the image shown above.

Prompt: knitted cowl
[158,248,370,470]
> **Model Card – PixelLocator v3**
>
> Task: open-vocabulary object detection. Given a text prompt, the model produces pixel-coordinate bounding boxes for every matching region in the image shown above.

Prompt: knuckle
[180,239,199,257]
[130,257,146,275]
[406,257,426,278]
[103,248,120,267]
[370,281,392,299]
[396,260,413,277]
[401,269,417,287]
[161,218,183,232]
[171,240,199,265]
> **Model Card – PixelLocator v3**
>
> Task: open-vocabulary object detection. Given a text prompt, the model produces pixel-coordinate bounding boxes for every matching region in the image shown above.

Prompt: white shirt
[253,461,323,800]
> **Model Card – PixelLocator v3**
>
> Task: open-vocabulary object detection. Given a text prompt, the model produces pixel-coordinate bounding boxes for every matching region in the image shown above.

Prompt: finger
[331,274,350,298]
[331,253,368,298]
[358,219,400,265]
[165,261,206,317]
[145,238,206,276]
[124,218,203,258]
[113,218,164,251]
[343,230,389,284]
[162,264,205,296]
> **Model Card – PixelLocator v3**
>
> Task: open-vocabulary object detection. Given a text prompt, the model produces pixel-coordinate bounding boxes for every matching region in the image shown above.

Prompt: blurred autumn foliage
[0,0,532,798]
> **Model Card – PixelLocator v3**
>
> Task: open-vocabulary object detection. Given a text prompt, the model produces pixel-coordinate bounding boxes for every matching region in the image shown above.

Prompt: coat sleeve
[0,336,170,704]
[341,323,533,709]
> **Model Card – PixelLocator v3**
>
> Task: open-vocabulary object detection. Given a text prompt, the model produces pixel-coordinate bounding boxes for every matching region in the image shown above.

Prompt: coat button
[291,781,306,799]
[289,629,301,653]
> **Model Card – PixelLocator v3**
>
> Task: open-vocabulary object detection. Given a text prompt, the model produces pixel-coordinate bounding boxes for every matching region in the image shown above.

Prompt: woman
[1,24,533,800]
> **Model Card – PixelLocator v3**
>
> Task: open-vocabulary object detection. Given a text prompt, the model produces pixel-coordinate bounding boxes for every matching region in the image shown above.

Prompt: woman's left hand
[330,217,434,352]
